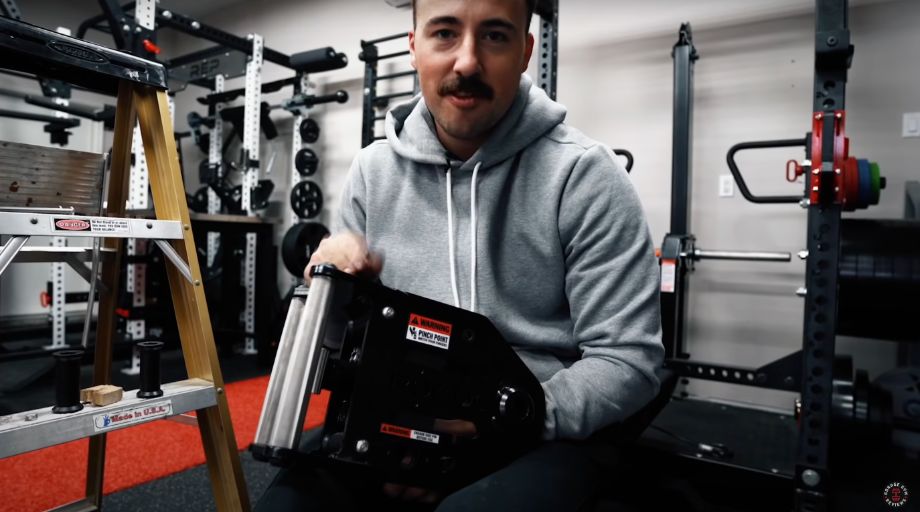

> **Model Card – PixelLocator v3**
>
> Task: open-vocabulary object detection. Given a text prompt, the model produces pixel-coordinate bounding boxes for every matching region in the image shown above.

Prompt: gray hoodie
[337,74,663,440]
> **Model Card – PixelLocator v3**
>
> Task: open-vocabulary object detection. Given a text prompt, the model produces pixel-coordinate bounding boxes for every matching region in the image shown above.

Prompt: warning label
[406,313,452,350]
[380,423,440,445]
[53,218,91,231]
[660,259,676,293]
[90,218,130,233]
[51,217,130,234]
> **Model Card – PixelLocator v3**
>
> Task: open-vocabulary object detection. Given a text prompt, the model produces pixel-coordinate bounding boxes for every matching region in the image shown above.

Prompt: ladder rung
[0,379,217,459]
[0,212,184,239]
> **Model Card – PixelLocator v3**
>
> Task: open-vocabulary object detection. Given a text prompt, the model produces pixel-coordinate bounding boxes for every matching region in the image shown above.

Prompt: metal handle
[612,148,634,173]
[726,138,807,204]
[689,249,792,262]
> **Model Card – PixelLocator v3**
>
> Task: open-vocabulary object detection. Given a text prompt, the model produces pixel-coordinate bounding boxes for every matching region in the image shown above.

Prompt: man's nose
[452,35,481,77]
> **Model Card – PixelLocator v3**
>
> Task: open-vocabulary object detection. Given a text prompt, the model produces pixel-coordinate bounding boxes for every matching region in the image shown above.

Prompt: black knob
[52,350,84,414]
[496,386,533,426]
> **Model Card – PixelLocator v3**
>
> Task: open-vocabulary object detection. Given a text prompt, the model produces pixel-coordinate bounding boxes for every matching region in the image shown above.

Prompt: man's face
[410,0,534,149]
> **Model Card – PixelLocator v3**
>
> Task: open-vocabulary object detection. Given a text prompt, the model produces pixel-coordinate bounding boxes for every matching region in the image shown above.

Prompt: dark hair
[411,0,537,31]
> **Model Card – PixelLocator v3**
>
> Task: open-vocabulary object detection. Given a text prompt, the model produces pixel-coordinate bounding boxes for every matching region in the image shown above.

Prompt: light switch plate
[719,174,735,197]
[903,112,920,138]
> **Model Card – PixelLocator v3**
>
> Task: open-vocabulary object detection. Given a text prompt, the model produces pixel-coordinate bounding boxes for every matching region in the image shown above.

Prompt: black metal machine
[252,265,545,490]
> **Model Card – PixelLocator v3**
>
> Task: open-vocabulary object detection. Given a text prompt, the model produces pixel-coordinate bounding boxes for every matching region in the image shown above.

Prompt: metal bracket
[0,235,29,277]
[153,239,194,285]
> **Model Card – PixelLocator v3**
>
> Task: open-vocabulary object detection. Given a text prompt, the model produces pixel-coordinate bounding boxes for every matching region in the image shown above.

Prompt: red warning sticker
[380,422,440,444]
[406,313,452,350]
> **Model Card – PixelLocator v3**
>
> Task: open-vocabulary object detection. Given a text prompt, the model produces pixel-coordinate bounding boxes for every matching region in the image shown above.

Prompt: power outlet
[719,174,735,197]
[903,112,920,138]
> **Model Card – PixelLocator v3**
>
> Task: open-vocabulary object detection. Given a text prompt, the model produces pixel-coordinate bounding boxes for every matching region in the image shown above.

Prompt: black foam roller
[290,47,348,73]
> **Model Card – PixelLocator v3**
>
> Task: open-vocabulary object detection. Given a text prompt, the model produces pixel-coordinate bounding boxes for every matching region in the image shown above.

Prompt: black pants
[254,430,615,512]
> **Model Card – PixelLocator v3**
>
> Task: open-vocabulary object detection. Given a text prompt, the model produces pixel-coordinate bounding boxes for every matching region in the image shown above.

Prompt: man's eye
[484,31,509,42]
[434,29,455,39]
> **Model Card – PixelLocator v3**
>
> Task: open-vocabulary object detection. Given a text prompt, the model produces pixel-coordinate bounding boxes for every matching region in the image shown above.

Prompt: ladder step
[0,212,184,239]
[0,378,217,459]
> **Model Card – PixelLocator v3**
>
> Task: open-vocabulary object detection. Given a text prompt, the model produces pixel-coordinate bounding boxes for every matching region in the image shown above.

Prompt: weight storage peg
[137,341,164,399]
[52,349,84,414]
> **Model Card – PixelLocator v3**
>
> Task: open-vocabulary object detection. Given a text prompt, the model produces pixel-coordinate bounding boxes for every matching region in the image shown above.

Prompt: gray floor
[102,450,278,511]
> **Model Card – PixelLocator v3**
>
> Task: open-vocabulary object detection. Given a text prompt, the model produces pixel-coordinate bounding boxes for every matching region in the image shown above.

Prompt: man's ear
[409,30,417,69]
[522,32,535,71]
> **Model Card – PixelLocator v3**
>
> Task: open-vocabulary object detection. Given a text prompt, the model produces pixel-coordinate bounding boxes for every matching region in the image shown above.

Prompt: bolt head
[355,439,369,453]
[382,306,395,319]
[799,198,810,208]
[162,10,172,19]
[797,250,809,260]
[801,469,821,487]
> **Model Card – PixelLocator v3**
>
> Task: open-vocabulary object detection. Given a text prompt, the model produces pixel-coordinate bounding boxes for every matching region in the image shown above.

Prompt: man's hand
[303,232,383,284]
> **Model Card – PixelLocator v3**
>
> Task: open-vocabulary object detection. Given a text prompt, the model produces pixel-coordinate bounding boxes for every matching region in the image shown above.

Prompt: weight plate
[857,158,871,208]
[188,186,209,213]
[295,147,319,177]
[291,180,323,219]
[869,162,881,205]
[299,118,320,143]
[281,222,330,277]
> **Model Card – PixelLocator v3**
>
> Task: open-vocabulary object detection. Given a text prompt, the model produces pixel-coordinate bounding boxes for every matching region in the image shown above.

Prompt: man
[258,0,663,509]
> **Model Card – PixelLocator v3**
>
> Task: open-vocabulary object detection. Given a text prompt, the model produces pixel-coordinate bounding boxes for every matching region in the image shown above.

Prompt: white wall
[2,0,916,410]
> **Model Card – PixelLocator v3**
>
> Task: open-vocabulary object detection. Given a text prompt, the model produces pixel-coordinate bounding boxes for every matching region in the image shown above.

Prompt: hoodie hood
[385,73,566,170]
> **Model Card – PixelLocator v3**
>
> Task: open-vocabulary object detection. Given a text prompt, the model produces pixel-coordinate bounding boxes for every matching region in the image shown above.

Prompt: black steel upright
[794,1,852,509]
[660,24,698,360]
[670,23,699,235]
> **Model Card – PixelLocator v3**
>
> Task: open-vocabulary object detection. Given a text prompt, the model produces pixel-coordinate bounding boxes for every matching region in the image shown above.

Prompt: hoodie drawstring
[445,161,482,312]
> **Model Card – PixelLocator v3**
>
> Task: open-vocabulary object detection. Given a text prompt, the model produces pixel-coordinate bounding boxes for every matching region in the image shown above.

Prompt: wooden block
[80,385,124,406]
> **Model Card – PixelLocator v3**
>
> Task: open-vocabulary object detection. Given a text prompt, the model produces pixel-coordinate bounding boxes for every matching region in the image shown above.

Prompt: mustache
[438,75,494,99]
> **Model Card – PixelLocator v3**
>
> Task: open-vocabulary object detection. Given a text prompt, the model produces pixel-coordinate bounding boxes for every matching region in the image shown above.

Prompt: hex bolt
[162,10,172,19]
[382,307,395,319]
[355,439,369,453]
[191,21,201,30]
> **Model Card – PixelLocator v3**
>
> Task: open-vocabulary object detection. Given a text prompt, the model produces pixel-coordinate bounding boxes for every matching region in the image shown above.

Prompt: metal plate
[0,140,105,215]
[168,50,248,88]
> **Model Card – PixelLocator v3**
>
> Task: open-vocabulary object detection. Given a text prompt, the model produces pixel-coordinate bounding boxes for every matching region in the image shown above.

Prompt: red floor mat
[0,376,329,512]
